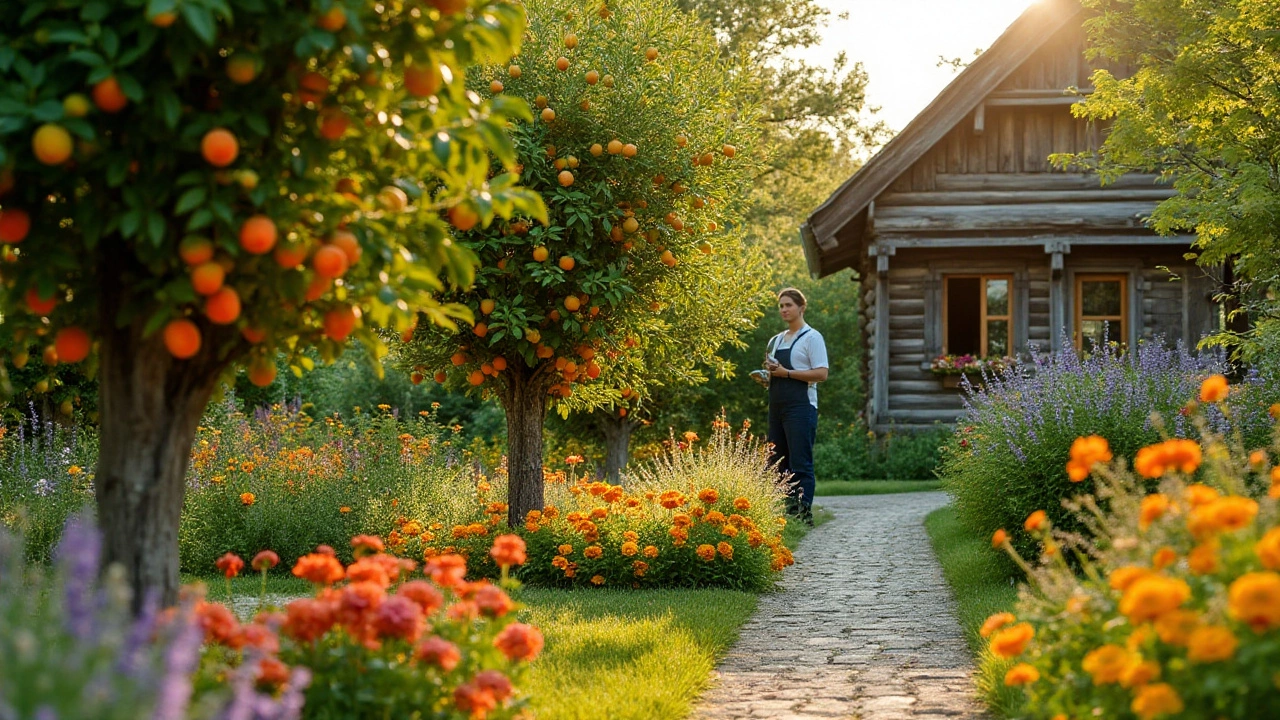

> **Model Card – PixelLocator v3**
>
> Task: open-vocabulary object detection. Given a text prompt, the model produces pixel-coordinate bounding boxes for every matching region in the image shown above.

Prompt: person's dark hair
[777,287,807,308]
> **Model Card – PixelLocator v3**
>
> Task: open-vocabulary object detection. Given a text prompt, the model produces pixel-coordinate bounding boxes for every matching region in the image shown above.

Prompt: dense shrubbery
[812,422,947,481]
[0,411,98,564]
[940,341,1279,556]
[982,379,1280,718]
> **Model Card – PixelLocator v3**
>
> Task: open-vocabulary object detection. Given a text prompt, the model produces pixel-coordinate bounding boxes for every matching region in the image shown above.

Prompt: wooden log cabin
[801,0,1221,431]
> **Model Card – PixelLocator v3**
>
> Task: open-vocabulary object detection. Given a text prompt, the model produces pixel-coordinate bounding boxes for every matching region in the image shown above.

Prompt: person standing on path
[764,288,828,524]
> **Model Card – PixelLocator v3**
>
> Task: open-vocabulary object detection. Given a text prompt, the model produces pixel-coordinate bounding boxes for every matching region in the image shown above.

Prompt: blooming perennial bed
[982,375,1280,719]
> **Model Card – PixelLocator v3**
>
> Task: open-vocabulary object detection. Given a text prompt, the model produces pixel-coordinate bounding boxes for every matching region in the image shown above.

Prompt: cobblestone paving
[692,492,986,720]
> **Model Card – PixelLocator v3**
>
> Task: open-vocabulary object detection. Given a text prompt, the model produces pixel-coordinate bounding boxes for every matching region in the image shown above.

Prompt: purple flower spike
[55,513,101,642]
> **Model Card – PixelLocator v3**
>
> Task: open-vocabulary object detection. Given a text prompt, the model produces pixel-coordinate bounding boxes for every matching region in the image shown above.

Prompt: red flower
[475,584,514,618]
[255,657,291,689]
[251,550,280,572]
[315,544,337,556]
[490,534,527,567]
[236,622,280,654]
[215,552,245,579]
[292,553,345,585]
[346,557,392,588]
[427,554,468,589]
[372,595,425,643]
[337,581,386,630]
[494,622,544,661]
[397,580,445,615]
[454,681,498,719]
[415,635,462,671]
[474,669,514,701]
[350,534,385,556]
[281,598,337,643]
[196,601,242,647]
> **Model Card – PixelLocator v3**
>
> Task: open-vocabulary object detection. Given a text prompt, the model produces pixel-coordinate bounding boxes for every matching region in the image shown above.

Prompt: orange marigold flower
[1109,566,1153,592]
[494,622,544,661]
[633,560,649,577]
[747,531,765,548]
[683,431,699,443]
[1186,625,1237,663]
[1154,609,1199,646]
[552,555,569,569]
[240,492,256,506]
[698,488,719,504]
[704,510,726,525]
[622,530,639,542]
[565,454,584,465]
[733,497,751,510]
[416,635,461,671]
[292,553,345,585]
[467,522,487,536]
[525,520,540,532]
[1131,683,1184,720]
[721,525,739,538]
[1185,483,1220,507]
[979,612,1016,639]
[339,506,351,514]
[589,507,609,520]
[1066,435,1112,482]
[1227,571,1280,632]
[397,580,444,615]
[1198,496,1258,535]
[583,545,603,560]
[673,513,692,527]
[1082,644,1133,685]
[351,534,385,555]
[659,491,685,509]
[620,541,639,557]
[426,554,468,589]
[1188,543,1219,575]
[346,558,392,588]
[1139,494,1171,531]
[216,552,245,579]
[989,622,1034,659]
[717,541,734,560]
[1151,547,1177,571]
[1120,576,1191,623]
[1199,373,1229,403]
[1121,659,1161,689]
[1133,440,1202,479]
[558,544,574,555]
[643,544,659,558]
[1023,510,1048,532]
[602,486,624,503]
[490,534,527,567]
[590,574,605,585]
[696,544,716,561]
[1271,467,1280,499]
[315,544,336,556]
[1256,527,1280,570]
[1003,662,1039,686]
[196,601,242,647]
[991,528,1008,548]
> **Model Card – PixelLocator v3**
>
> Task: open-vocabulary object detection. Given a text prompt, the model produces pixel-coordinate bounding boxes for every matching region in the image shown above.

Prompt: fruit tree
[398,0,762,522]
[0,0,543,607]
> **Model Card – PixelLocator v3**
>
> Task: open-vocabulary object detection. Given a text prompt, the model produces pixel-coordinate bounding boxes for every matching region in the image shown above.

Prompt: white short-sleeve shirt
[767,324,829,408]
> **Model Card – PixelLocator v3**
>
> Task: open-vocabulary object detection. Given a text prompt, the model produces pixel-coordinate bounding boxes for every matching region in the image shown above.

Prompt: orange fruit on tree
[548,309,560,322]
[410,371,424,385]
[62,94,91,117]
[622,217,639,234]
[317,5,346,31]
[451,352,467,366]
[586,362,601,379]
[607,139,622,154]
[241,326,266,343]
[201,128,239,167]
[722,144,736,158]
[54,327,91,363]
[429,0,468,13]
[540,107,556,122]
[536,344,554,358]
[330,230,361,265]
[557,170,574,187]
[148,10,178,26]
[25,287,57,315]
[665,213,683,231]
[191,262,226,295]
[602,74,614,88]
[273,240,309,269]
[508,65,522,78]
[532,246,549,262]
[92,77,128,113]
[247,356,277,387]
[492,356,507,371]
[226,54,260,84]
[468,370,485,386]
[205,287,242,325]
[610,226,624,242]
[580,99,591,111]
[645,47,658,61]
[699,152,714,167]
[553,158,567,170]
[42,345,59,366]
[490,80,504,94]
[318,109,350,140]
[675,134,688,148]
[564,33,578,49]
[33,124,73,165]
[473,322,488,337]
[649,301,662,312]
[434,370,447,383]
[555,56,570,71]
[163,319,202,359]
[305,275,331,302]
[589,143,603,157]
[564,295,581,312]
[692,196,706,209]
[239,215,277,254]
[480,298,495,315]
[312,244,349,279]
[179,236,214,265]
[671,180,686,194]
[526,329,541,344]
[566,155,579,169]
[449,203,480,231]
[619,407,628,417]
[558,255,575,271]
[699,241,714,255]
[660,250,677,267]
[323,305,357,341]
[378,186,409,213]
[0,208,31,243]
[622,143,637,158]
[706,221,718,232]
[297,72,329,103]
[535,95,548,109]
[585,70,599,85]
[404,64,441,97]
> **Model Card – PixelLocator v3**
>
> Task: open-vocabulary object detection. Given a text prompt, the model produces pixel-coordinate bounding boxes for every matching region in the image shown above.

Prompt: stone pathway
[692,492,985,720]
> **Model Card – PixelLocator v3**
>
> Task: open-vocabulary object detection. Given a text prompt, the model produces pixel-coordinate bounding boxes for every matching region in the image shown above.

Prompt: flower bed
[981,376,1280,718]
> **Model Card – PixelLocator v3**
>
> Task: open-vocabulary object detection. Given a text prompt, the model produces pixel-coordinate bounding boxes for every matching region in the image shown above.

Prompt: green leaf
[175,170,205,187]
[63,118,95,140]
[147,213,166,246]
[46,29,91,45]
[80,1,110,22]
[66,50,105,67]
[116,74,145,101]
[142,308,173,338]
[157,90,181,129]
[186,208,213,231]
[146,0,177,16]
[30,100,63,122]
[244,113,269,137]
[179,3,217,45]
[174,187,206,215]
[19,3,45,25]
[106,155,129,187]
[120,209,141,238]
[100,28,120,60]
[0,47,14,72]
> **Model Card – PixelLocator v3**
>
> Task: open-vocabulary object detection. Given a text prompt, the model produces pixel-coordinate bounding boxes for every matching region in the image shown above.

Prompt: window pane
[1080,319,1122,352]
[946,277,981,355]
[985,278,1009,316]
[1081,279,1123,316]
[987,320,1009,356]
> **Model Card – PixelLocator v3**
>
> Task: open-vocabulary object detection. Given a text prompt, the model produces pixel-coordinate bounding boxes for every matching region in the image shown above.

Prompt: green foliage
[812,422,947,482]
[1064,0,1280,359]
[0,413,97,564]
[816,479,944,496]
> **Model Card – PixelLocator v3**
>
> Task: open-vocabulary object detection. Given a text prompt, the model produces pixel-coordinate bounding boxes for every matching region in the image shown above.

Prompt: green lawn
[815,479,942,496]
[923,505,1024,717]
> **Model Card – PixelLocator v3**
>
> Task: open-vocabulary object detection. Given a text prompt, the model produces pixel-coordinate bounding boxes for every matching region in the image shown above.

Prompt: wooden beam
[876,189,1176,206]
[875,234,1196,249]
[934,173,1168,192]
[873,251,892,425]
[875,201,1159,233]
[988,88,1095,99]
[973,103,986,135]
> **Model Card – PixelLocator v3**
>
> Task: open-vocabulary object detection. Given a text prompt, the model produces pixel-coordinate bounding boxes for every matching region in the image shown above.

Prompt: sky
[791,0,1040,135]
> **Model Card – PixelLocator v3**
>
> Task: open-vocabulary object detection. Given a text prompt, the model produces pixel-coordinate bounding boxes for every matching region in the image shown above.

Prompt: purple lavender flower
[150,607,204,720]
[55,514,101,643]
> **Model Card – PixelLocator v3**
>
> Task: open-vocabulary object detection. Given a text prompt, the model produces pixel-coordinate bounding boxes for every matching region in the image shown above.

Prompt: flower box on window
[930,354,1017,388]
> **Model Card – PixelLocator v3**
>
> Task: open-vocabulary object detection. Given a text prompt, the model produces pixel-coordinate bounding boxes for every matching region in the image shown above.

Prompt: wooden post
[1046,241,1070,351]
[871,243,894,426]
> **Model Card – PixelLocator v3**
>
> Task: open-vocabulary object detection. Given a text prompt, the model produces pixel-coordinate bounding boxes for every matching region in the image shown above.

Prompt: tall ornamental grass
[940,340,1280,557]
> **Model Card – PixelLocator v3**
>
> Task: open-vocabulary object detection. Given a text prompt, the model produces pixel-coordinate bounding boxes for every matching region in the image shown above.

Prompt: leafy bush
[981,383,1280,718]
[384,421,795,591]
[813,421,947,481]
[940,341,1278,556]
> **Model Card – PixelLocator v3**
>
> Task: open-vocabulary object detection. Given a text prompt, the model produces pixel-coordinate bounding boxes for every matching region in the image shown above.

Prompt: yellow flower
[1109,566,1153,592]
[1188,496,1258,538]
[696,544,716,561]
[1066,435,1111,482]
[717,541,734,560]
[1121,659,1161,688]
[1139,494,1171,531]
[1256,527,1280,570]
[1120,576,1191,623]
[989,622,1034,659]
[558,544,574,555]
[1154,609,1199,646]
[1186,625,1237,663]
[590,574,605,586]
[1199,373,1229,403]
[1188,542,1219,575]
[1131,683,1184,720]
[1023,510,1048,532]
[733,497,750,510]
[1227,571,1280,632]
[979,612,1015,639]
[1134,440,1202,479]
[1082,644,1133,685]
[584,545,603,560]
[240,492,256,506]
[1184,483,1220,508]
[1003,663,1039,686]
[1151,547,1177,571]
[620,541,639,557]
[67,465,82,476]
[643,545,659,559]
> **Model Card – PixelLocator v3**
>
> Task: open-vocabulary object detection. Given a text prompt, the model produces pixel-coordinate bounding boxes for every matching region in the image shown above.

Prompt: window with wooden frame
[1075,273,1128,351]
[943,274,1013,357]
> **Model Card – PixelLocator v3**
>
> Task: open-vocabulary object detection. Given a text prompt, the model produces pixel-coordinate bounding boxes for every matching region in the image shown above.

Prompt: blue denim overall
[767,329,817,520]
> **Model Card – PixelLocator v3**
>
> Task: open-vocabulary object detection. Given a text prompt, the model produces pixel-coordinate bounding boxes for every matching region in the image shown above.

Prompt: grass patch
[923,505,1024,717]
[816,479,942,496]
[519,587,756,720]
[188,573,311,604]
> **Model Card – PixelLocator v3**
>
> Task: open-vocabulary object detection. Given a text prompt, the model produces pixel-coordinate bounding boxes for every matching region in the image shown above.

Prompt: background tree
[398,0,763,522]
[1066,0,1280,362]
[0,0,539,605]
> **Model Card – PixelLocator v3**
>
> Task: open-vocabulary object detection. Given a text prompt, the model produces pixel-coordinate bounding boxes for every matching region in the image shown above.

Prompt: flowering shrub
[982,377,1280,718]
[385,421,795,590]
[940,339,1279,556]
[930,354,1017,376]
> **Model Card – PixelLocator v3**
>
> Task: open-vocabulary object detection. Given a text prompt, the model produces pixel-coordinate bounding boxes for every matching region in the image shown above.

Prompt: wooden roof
[802,0,1086,277]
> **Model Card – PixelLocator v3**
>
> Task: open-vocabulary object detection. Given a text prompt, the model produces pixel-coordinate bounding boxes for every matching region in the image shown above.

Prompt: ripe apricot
[480,298,495,315]
[317,5,346,31]
[330,230,361,265]
[241,326,266,343]
[248,356,277,387]
[312,244,349,279]
[163,319,202,359]
[0,208,31,243]
[645,47,658,61]
[33,124,73,165]
[585,70,599,85]
[564,295,581,312]
[92,77,128,113]
[492,356,507,371]
[433,370,447,383]
[205,287,242,325]
[25,287,57,315]
[589,143,603,157]
[54,327,91,363]
[239,215,277,254]
[540,107,556,122]
[178,236,214,265]
[555,56,570,71]
[607,139,622,154]
[404,64,441,98]
[473,322,488,337]
[622,143,637,158]
[318,110,350,140]
[699,241,714,255]
[468,370,485,386]
[273,240,309,269]
[451,352,467,366]
[191,262,226,295]
[226,54,259,84]
[557,170,574,187]
[323,305,357,341]
[449,203,479,231]
[660,250,677,267]
[201,128,239,167]
[622,217,639,234]
[411,371,424,385]
[297,72,329,103]
[62,94,91,118]
[508,65,522,78]
[149,10,178,26]
[558,255,575,271]
[305,275,331,302]
[490,80,504,94]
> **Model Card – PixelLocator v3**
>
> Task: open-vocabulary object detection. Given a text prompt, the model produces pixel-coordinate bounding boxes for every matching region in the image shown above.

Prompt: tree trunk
[94,243,235,611]
[599,412,635,483]
[500,364,549,527]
